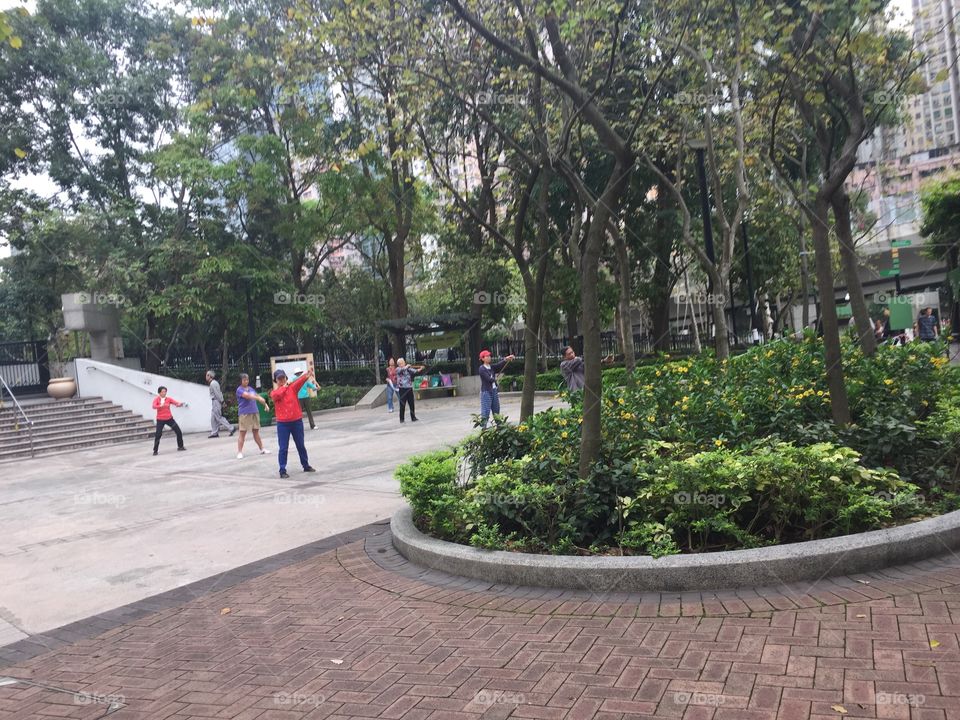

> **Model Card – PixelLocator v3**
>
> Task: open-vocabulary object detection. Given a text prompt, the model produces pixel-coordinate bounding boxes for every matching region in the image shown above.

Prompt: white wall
[75,359,213,433]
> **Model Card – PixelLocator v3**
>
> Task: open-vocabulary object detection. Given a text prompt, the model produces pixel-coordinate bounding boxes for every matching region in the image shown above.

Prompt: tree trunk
[579,160,631,480]
[221,329,229,386]
[144,313,161,374]
[811,197,852,425]
[709,268,730,360]
[612,225,636,378]
[386,235,408,358]
[520,174,551,421]
[832,190,876,356]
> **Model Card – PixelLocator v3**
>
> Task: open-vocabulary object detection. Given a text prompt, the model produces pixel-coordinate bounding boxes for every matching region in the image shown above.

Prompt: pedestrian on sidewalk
[152,386,186,455]
[395,357,425,423]
[478,350,514,429]
[236,373,270,459]
[385,358,397,413]
[206,370,235,438]
[294,370,320,430]
[270,368,317,478]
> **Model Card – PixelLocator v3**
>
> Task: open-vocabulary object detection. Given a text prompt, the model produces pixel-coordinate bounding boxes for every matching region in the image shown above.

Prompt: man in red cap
[478,349,514,428]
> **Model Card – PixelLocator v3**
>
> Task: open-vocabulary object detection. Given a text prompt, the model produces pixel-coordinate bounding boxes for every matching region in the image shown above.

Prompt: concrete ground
[0,395,554,641]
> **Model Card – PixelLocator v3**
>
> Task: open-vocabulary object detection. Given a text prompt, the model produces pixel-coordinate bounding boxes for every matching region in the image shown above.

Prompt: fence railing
[0,340,50,395]
[0,373,35,457]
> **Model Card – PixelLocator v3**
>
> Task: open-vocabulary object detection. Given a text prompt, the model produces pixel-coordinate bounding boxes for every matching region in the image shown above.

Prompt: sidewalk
[2,521,959,719]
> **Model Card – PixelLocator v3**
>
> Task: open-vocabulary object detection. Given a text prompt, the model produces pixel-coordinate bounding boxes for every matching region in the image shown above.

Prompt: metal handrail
[0,373,35,457]
[84,364,157,396]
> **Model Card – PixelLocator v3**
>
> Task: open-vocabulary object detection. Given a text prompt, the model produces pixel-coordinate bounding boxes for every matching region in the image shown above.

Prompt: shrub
[396,337,957,556]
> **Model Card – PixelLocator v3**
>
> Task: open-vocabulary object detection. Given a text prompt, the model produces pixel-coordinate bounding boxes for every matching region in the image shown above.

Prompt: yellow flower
[561,431,568,439]
[714,439,724,447]
[883,379,893,386]
[655,370,662,377]
[765,350,775,358]
[618,398,625,405]
[647,415,656,422]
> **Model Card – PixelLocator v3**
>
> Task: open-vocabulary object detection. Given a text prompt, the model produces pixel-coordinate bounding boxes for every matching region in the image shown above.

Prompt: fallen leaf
[854,580,870,585]
[855,614,866,618]
[220,607,231,615]
[930,639,941,648]
[330,659,344,665]
[832,705,848,714]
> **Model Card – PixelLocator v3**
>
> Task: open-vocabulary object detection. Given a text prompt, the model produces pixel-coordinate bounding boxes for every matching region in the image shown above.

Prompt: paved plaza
[2,395,960,719]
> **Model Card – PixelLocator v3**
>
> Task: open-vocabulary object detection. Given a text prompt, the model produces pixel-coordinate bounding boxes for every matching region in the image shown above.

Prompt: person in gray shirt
[206,370,236,438]
[560,346,585,391]
[560,345,615,392]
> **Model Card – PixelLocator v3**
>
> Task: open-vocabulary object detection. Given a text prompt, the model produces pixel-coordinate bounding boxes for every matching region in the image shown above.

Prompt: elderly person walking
[395,357,425,423]
[235,373,269,459]
[206,370,235,438]
[385,358,397,413]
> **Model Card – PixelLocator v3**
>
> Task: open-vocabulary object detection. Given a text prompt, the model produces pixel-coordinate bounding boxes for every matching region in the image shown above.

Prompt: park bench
[415,373,460,401]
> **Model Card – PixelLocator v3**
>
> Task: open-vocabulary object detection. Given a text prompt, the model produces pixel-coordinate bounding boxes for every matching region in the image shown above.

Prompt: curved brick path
[2,521,960,719]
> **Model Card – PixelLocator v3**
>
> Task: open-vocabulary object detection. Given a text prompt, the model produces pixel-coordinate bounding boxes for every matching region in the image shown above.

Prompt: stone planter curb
[391,506,960,591]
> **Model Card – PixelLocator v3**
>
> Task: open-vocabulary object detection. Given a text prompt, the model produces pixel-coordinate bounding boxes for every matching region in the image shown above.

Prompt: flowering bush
[398,337,958,555]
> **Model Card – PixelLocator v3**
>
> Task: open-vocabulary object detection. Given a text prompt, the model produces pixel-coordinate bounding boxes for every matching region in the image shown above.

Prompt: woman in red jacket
[270,368,317,478]
[152,386,187,455]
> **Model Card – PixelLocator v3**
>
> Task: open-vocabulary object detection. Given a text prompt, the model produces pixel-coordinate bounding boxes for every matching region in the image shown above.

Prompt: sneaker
[236,452,244,459]
[153,450,158,456]
[303,466,316,473]
[259,448,268,455]
[411,417,419,422]
[177,446,186,451]
[400,419,405,423]
[280,471,290,479]
[208,434,219,439]
[311,426,319,430]
[229,427,236,437]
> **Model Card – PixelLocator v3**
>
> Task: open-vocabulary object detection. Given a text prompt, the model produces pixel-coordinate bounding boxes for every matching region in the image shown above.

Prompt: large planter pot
[47,377,77,400]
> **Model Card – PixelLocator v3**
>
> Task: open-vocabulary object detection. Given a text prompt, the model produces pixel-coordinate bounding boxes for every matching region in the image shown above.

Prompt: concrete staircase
[0,397,155,462]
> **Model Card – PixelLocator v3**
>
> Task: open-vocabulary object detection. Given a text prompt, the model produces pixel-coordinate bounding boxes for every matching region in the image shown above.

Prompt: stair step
[0,417,155,447]
[0,418,155,449]
[0,408,151,432]
[0,431,156,462]
[0,400,117,423]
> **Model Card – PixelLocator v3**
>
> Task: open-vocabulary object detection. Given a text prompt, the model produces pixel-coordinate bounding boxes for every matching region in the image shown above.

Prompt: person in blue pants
[478,349,514,429]
[270,368,316,479]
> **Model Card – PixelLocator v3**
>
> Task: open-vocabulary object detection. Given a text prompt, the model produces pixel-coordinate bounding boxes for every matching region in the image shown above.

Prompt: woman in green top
[294,370,321,430]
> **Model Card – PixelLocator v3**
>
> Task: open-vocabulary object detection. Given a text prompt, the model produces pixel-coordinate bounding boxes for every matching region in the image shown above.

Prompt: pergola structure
[377,313,480,375]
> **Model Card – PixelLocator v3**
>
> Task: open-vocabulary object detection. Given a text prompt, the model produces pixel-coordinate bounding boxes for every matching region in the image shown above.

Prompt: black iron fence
[0,340,50,395]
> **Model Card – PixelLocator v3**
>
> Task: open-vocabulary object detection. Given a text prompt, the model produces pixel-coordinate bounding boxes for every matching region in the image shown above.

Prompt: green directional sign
[891,240,912,248]
[880,269,901,277]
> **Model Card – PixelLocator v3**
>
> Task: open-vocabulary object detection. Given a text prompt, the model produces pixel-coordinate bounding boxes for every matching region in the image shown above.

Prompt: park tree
[764,0,923,424]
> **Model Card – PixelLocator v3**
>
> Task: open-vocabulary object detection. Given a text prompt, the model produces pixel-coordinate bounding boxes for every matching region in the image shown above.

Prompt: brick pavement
[2,521,960,719]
